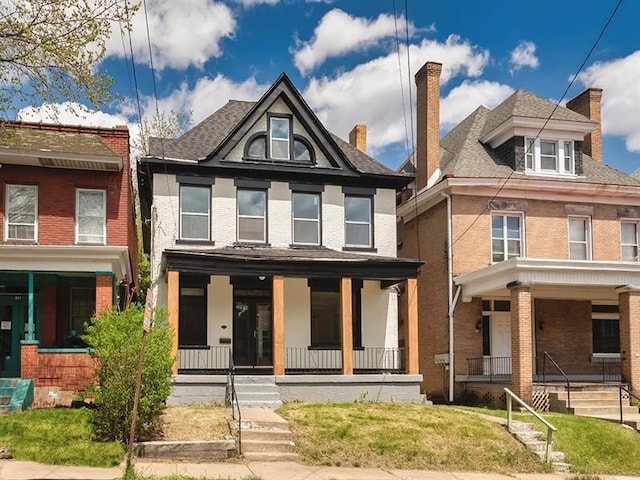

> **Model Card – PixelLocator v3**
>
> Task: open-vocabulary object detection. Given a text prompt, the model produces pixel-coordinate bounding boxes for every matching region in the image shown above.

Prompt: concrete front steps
[238,407,298,462]
[0,379,34,415]
[510,421,569,473]
[549,389,640,428]
[233,375,282,409]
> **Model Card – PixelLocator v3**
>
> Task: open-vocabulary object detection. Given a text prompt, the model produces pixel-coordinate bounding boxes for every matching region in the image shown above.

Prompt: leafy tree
[83,305,173,443]
[0,0,137,117]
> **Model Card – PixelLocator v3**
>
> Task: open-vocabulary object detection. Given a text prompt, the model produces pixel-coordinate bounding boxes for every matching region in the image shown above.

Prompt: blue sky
[18,0,640,174]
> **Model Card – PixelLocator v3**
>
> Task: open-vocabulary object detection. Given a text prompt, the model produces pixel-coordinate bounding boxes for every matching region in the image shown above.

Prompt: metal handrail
[504,388,557,463]
[619,386,640,426]
[226,349,241,454]
[542,351,572,413]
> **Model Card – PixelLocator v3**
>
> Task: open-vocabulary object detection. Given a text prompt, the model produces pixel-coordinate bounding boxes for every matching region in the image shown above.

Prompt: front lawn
[278,402,549,474]
[0,407,123,466]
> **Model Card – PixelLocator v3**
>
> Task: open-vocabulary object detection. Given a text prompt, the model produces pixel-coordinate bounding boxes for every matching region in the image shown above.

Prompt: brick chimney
[566,88,603,162]
[415,61,442,191]
[349,124,367,153]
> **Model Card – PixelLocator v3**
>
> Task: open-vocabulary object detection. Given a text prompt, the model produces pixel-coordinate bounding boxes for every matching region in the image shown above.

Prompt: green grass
[458,406,640,475]
[0,407,123,466]
[278,402,550,474]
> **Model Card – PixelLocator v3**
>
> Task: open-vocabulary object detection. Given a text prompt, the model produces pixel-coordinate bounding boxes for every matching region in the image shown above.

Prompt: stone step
[0,396,11,406]
[534,450,565,462]
[238,400,283,409]
[521,439,548,453]
[509,421,536,432]
[552,391,619,401]
[234,383,279,393]
[242,451,299,462]
[235,391,281,400]
[242,428,292,442]
[239,418,289,430]
[552,462,571,473]
[233,376,277,385]
[241,439,295,453]
[0,387,15,396]
[570,406,637,416]
[514,430,542,442]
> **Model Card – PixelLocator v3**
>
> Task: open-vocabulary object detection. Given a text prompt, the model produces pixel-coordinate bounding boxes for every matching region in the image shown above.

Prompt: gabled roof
[437,91,640,187]
[147,74,402,178]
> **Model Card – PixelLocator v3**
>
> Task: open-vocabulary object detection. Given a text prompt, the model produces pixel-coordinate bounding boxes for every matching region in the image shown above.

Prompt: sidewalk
[2,459,640,480]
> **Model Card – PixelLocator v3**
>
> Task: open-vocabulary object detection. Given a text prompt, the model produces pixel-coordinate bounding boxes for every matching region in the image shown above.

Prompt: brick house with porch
[398,61,640,405]
[0,121,137,395]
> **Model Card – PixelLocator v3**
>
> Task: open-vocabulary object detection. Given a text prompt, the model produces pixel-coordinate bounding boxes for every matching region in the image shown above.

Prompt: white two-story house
[138,73,422,404]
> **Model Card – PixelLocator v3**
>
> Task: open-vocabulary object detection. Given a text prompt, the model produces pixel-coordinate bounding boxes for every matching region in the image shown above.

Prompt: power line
[451,0,623,248]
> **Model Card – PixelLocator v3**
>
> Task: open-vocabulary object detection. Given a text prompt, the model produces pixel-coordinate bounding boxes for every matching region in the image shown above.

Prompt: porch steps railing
[619,386,640,430]
[504,388,569,472]
[541,352,572,412]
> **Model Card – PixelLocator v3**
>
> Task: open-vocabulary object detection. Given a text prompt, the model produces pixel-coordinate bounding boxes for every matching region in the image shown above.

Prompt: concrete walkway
[2,459,640,480]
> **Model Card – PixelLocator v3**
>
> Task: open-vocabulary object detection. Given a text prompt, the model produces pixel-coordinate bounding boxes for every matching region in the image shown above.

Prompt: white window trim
[75,188,106,245]
[524,137,575,176]
[620,219,640,262]
[269,117,290,161]
[490,211,525,263]
[179,185,211,241]
[5,184,38,242]
[568,215,592,260]
[344,195,373,248]
[237,189,267,243]
[292,192,320,246]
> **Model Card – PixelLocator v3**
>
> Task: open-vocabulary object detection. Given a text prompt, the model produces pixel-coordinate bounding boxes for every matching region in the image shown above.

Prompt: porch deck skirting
[168,373,424,405]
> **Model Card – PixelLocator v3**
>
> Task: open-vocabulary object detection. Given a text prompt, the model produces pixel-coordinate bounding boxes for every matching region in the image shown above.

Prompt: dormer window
[525,137,575,175]
[269,116,290,160]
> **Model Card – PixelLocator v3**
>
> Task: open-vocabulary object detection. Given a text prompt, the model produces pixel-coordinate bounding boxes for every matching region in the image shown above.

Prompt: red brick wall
[0,122,138,291]
[21,344,96,392]
[41,283,57,348]
[95,274,113,314]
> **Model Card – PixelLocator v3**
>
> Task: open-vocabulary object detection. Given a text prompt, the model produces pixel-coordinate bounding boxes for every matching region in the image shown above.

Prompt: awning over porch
[454,257,640,300]
[164,245,421,283]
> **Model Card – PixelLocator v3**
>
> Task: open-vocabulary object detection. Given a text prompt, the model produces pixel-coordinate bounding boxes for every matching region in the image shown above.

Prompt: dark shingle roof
[437,91,640,187]
[481,89,593,137]
[148,100,401,177]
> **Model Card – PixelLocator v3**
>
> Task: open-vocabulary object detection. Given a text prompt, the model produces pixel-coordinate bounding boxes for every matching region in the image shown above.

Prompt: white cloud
[236,0,279,5]
[18,102,130,127]
[576,50,640,152]
[441,80,514,130]
[106,0,235,70]
[293,9,415,75]
[509,41,540,75]
[149,75,268,127]
[303,35,491,154]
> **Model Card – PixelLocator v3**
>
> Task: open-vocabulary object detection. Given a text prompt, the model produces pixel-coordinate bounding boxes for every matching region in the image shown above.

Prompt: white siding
[322,185,343,251]
[284,277,311,348]
[361,280,398,348]
[212,178,235,246]
[208,275,233,346]
[268,181,291,248]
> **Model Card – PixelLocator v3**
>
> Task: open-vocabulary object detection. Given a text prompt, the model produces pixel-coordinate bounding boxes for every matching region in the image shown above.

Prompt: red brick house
[398,61,640,405]
[0,121,137,392]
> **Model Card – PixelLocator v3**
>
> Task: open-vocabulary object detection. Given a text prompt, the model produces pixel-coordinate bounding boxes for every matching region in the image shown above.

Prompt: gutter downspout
[445,191,461,403]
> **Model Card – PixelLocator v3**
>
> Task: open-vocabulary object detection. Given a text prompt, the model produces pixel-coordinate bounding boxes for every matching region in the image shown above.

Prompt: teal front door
[0,295,28,377]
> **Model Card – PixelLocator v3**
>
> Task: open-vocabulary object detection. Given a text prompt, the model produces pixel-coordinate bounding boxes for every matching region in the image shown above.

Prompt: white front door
[490,312,511,375]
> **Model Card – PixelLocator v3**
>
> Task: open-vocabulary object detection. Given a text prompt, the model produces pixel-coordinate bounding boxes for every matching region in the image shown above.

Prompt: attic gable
[203,73,357,175]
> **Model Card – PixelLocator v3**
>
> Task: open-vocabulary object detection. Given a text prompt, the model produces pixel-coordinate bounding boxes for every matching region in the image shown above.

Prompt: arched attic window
[243,132,315,164]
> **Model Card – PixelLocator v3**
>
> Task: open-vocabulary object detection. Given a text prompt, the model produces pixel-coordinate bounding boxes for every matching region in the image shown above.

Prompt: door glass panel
[255,303,272,366]
[0,305,13,369]
[234,301,251,366]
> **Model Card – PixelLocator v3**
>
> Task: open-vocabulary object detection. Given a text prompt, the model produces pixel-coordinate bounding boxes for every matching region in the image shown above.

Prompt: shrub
[83,305,174,443]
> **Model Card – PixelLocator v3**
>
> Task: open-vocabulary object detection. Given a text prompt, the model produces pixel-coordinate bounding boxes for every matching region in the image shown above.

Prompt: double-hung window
[269,116,290,160]
[179,185,211,241]
[237,189,267,243]
[5,184,37,241]
[621,221,640,261]
[592,304,620,355]
[568,216,592,260]
[292,192,320,245]
[76,189,106,244]
[491,212,523,262]
[345,195,372,248]
[524,137,574,175]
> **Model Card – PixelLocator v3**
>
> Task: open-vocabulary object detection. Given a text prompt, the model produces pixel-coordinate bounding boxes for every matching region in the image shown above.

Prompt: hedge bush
[83,305,173,443]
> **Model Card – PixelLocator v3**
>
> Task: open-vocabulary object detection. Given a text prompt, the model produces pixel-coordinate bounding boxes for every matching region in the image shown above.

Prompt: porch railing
[619,386,640,426]
[592,356,622,382]
[466,357,511,381]
[178,346,230,372]
[285,347,405,374]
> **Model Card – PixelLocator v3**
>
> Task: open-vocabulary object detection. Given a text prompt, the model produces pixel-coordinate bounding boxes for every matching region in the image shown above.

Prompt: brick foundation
[21,344,96,392]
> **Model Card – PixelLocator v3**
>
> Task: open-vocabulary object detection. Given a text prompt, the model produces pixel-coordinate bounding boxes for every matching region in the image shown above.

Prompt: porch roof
[455,257,640,301]
[164,246,422,281]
